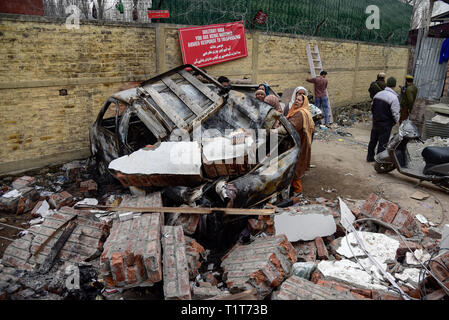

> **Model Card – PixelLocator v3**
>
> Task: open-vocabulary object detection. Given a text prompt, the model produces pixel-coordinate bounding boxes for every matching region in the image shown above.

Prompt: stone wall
[0,14,410,174]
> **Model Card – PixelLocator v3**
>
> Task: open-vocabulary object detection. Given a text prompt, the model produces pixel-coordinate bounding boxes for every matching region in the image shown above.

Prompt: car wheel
[374,162,395,174]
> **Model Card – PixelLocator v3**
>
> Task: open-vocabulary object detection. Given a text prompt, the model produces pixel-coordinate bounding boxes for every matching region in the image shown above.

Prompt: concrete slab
[274,205,336,241]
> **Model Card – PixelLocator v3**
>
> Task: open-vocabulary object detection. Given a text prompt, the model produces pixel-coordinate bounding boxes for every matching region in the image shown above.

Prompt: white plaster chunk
[394,268,421,288]
[35,200,52,218]
[336,231,400,264]
[439,224,449,256]
[75,198,98,207]
[415,214,428,225]
[108,142,202,175]
[202,136,255,162]
[317,259,389,291]
[274,205,336,241]
[405,249,431,266]
[2,189,22,199]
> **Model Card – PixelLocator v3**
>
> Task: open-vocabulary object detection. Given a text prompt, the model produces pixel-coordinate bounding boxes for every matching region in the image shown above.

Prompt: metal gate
[414,36,448,101]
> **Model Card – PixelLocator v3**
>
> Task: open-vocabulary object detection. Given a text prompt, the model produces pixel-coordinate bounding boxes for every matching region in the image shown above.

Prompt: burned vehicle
[89,65,301,213]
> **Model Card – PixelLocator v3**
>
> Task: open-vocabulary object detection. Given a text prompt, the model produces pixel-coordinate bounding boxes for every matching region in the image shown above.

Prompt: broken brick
[48,191,74,210]
[184,235,205,280]
[315,237,329,260]
[12,176,36,189]
[79,180,97,195]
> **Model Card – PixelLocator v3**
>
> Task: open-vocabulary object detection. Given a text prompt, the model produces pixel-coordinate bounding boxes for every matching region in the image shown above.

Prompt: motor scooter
[374,120,449,191]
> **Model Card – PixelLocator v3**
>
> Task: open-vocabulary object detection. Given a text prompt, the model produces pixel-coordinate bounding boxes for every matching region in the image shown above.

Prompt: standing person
[399,75,418,124]
[306,70,329,125]
[369,73,386,100]
[272,92,314,195]
[367,77,400,162]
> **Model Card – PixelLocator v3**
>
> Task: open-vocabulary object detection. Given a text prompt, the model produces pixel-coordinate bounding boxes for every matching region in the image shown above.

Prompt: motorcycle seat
[422,146,449,166]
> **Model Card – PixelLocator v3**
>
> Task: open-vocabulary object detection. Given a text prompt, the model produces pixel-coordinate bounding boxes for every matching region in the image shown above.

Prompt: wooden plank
[139,92,175,132]
[161,76,204,116]
[74,205,276,216]
[145,86,188,129]
[179,69,220,102]
[189,97,224,131]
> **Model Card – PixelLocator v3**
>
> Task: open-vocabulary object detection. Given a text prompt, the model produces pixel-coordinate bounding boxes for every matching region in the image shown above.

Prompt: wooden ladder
[306,44,333,123]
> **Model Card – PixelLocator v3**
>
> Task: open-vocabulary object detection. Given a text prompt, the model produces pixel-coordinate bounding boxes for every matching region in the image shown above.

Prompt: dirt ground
[303,121,449,226]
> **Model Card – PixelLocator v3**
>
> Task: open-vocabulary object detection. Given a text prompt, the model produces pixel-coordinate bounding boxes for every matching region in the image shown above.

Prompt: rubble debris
[193,284,228,300]
[161,226,191,300]
[441,224,449,255]
[165,205,200,236]
[316,259,389,291]
[30,200,51,218]
[272,275,358,300]
[395,268,421,288]
[221,235,296,299]
[410,191,430,201]
[361,193,421,238]
[415,214,429,225]
[12,176,36,190]
[291,241,316,262]
[48,191,74,210]
[292,262,316,280]
[429,251,449,284]
[315,237,330,260]
[79,180,98,196]
[109,142,203,188]
[100,192,163,289]
[0,187,39,214]
[405,249,431,266]
[2,207,109,272]
[184,236,206,280]
[274,205,336,241]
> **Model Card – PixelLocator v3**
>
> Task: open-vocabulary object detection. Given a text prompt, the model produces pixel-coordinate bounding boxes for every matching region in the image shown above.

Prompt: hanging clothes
[92,3,97,19]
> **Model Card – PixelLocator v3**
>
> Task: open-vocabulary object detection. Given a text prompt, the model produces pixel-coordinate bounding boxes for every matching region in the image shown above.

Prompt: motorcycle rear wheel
[374,162,395,174]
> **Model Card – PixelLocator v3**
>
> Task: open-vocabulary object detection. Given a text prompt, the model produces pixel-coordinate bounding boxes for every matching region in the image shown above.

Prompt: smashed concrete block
[272,275,358,300]
[74,198,98,207]
[201,135,256,178]
[221,234,296,299]
[100,192,164,288]
[161,226,191,300]
[2,207,109,271]
[12,176,36,190]
[109,142,203,187]
[184,236,206,280]
[338,197,356,230]
[62,161,83,182]
[335,231,399,264]
[274,205,336,241]
[48,191,74,210]
[317,259,389,291]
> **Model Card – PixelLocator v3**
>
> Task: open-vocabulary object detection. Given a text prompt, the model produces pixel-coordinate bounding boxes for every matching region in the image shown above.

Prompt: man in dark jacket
[399,75,418,124]
[367,77,400,162]
[368,73,386,100]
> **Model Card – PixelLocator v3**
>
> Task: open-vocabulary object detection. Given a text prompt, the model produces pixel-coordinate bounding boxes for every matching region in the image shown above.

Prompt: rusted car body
[89,64,301,208]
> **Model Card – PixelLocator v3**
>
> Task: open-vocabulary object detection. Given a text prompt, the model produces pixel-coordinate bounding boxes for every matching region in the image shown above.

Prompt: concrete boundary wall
[0,14,410,175]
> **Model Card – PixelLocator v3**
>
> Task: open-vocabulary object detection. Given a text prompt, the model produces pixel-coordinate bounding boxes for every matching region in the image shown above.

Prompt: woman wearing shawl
[255,89,267,102]
[264,95,283,128]
[273,92,315,194]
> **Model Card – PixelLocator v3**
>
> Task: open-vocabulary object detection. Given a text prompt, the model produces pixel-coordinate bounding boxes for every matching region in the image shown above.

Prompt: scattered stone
[291,241,316,262]
[292,262,316,280]
[395,268,421,288]
[48,191,74,210]
[405,249,431,266]
[12,176,36,190]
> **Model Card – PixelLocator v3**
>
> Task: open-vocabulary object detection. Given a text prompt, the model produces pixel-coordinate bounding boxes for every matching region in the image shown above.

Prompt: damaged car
[89,64,301,213]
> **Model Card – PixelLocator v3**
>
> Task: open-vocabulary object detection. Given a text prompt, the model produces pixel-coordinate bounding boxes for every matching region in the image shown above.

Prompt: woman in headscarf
[255,89,267,102]
[264,95,283,128]
[274,92,315,194]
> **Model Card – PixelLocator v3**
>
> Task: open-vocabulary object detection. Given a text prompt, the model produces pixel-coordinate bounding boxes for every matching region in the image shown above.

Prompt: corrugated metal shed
[414,37,448,101]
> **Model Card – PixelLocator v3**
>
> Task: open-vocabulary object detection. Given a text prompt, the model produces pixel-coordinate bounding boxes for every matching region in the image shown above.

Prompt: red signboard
[148,10,169,19]
[178,21,248,68]
[0,0,44,16]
